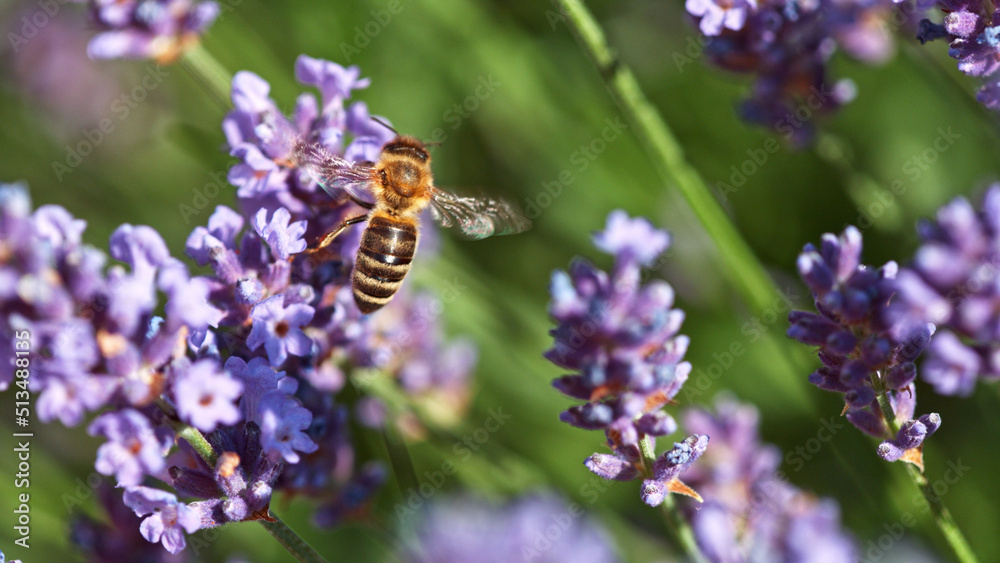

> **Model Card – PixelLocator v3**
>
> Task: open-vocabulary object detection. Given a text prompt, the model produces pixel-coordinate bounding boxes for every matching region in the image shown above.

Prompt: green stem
[552,0,776,314]
[174,423,327,563]
[176,424,219,466]
[180,44,232,110]
[382,426,420,496]
[259,516,329,563]
[639,435,707,563]
[869,374,979,563]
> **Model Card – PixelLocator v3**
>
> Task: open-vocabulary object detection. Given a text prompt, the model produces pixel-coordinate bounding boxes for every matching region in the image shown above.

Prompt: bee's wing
[428,187,532,240]
[292,139,377,207]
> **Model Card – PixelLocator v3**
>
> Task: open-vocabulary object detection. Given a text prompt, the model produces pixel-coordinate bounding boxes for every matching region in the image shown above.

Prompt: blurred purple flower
[71,482,187,562]
[890,185,1000,396]
[684,0,895,144]
[592,209,671,266]
[89,409,172,487]
[75,0,220,63]
[403,495,619,563]
[685,0,756,36]
[159,261,224,332]
[683,395,858,561]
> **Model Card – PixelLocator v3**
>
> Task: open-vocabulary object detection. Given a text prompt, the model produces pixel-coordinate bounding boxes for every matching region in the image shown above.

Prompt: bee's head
[377,136,431,198]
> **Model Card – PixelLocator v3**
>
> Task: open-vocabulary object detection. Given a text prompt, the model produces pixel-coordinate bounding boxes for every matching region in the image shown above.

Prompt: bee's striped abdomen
[352,214,417,313]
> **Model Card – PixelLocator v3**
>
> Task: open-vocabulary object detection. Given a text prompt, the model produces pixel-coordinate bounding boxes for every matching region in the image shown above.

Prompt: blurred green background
[2,0,1000,561]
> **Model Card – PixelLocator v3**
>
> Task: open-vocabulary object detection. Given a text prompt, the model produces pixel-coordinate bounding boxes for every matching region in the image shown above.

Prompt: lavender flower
[549,210,705,505]
[168,422,284,525]
[890,185,1000,395]
[684,0,895,144]
[682,395,858,562]
[788,226,940,466]
[122,487,205,554]
[89,409,172,487]
[2,54,477,555]
[912,2,1000,110]
[252,207,308,261]
[685,0,757,36]
[226,356,318,463]
[71,483,188,562]
[246,295,315,366]
[172,359,242,432]
[74,0,220,63]
[878,413,942,464]
[639,434,710,506]
[403,495,619,563]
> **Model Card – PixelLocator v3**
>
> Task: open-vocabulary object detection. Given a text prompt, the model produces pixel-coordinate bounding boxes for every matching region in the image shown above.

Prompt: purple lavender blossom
[683,395,858,561]
[74,0,220,63]
[549,211,705,505]
[890,185,1000,396]
[159,261,224,332]
[89,409,172,487]
[685,0,756,36]
[1,53,482,553]
[788,226,940,464]
[226,356,318,463]
[172,359,242,432]
[403,495,619,563]
[258,392,319,464]
[122,486,204,554]
[878,413,941,465]
[168,421,284,525]
[71,483,188,562]
[684,0,894,144]
[640,434,709,507]
[246,295,315,366]
[549,211,686,446]
[252,207,308,261]
[222,54,391,226]
[914,2,1000,111]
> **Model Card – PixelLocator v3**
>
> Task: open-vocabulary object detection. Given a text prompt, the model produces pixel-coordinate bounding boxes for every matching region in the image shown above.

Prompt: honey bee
[293,135,531,313]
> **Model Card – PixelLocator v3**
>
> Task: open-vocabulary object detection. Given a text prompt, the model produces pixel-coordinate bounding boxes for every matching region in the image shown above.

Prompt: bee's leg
[306,214,369,254]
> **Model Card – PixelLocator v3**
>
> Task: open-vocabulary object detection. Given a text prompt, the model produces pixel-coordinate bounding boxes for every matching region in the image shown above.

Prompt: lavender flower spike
[891,185,1000,396]
[789,226,940,466]
[77,0,220,63]
[549,210,705,506]
[683,395,858,561]
[683,0,888,143]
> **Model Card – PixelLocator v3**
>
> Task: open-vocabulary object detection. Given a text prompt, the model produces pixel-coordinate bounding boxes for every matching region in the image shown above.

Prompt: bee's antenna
[371,117,399,136]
